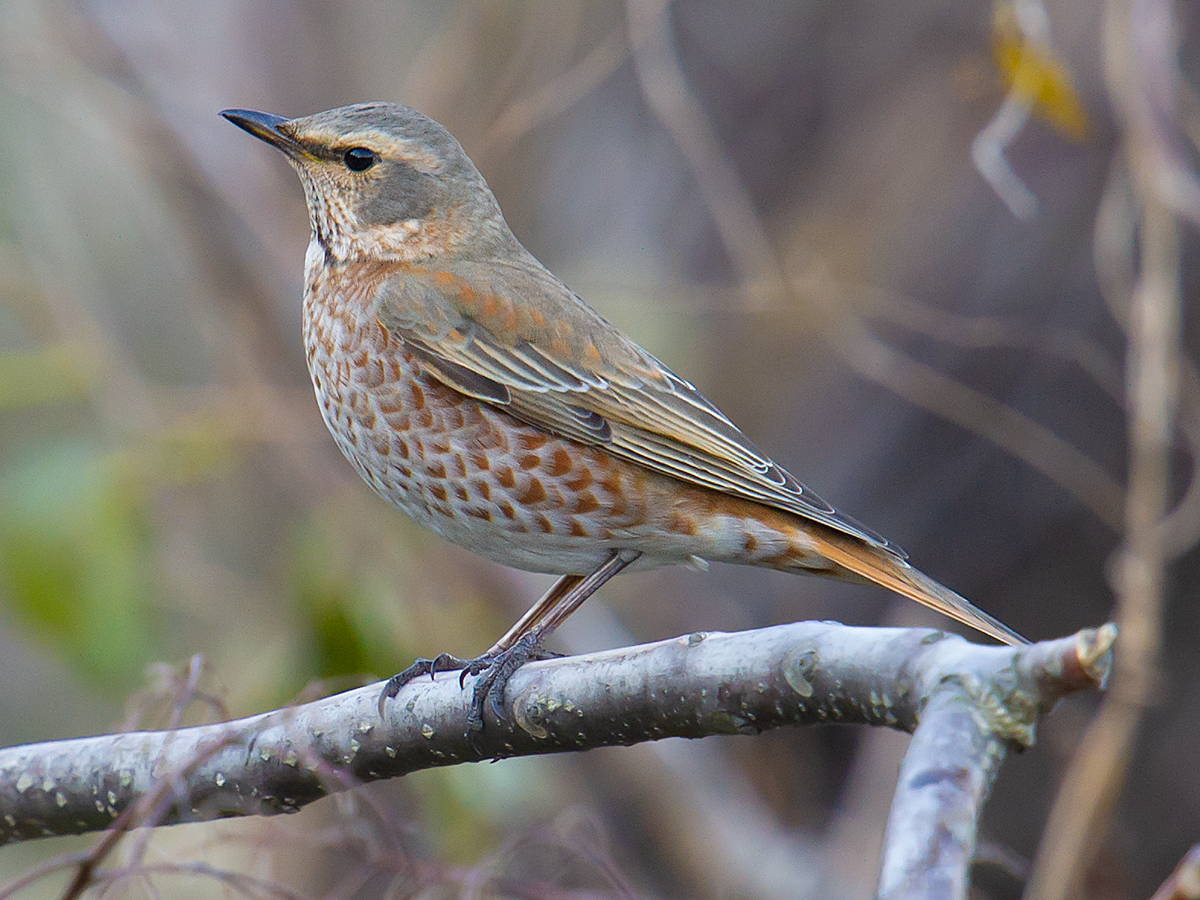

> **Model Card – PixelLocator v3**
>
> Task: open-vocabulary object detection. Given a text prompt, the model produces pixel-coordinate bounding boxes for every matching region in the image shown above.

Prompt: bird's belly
[302,288,840,579]
[304,304,704,573]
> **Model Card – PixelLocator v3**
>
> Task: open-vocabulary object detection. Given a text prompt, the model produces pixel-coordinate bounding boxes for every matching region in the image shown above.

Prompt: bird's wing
[373,255,901,554]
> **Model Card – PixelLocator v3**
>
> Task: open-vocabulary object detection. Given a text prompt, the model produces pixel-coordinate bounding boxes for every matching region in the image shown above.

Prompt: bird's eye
[343,147,376,171]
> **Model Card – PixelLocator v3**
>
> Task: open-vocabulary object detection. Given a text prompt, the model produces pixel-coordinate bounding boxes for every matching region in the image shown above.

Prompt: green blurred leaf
[0,345,96,410]
[289,520,402,685]
[0,441,159,690]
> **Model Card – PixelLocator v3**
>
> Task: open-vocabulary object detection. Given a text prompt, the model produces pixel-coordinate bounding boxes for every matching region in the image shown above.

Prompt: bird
[222,102,1027,733]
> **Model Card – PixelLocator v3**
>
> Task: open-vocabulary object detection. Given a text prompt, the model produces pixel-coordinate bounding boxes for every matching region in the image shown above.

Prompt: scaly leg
[378,549,642,735]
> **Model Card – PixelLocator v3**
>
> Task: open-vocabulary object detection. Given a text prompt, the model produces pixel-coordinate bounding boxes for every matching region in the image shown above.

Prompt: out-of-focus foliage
[991,1,1090,140]
[0,441,157,688]
[0,0,1195,898]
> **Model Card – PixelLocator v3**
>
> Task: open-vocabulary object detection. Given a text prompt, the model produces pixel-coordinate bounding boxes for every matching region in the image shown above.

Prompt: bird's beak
[221,108,305,157]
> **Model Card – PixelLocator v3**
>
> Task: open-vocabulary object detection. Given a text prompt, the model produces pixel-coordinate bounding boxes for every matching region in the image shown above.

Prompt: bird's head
[222,103,510,264]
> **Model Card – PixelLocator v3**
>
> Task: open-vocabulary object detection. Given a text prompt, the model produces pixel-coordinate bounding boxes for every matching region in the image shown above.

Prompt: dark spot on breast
[363,359,386,388]
[536,514,554,534]
[377,393,403,415]
[569,520,588,538]
[565,468,593,491]
[598,472,622,496]
[430,484,448,502]
[425,462,447,479]
[575,492,599,514]
[467,507,492,521]
[454,485,470,502]
[518,478,547,505]
[395,440,410,459]
[410,383,426,410]
[546,449,573,477]
[744,533,759,553]
[498,500,516,520]
[469,450,490,471]
[519,432,548,451]
[476,480,492,501]
[497,467,516,489]
[520,454,541,471]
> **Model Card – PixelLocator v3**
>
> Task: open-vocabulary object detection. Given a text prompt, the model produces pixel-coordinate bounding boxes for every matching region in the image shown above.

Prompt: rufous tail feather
[805,526,1029,646]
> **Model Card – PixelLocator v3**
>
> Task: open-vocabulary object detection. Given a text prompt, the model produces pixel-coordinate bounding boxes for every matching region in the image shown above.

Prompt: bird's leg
[486,573,586,654]
[377,550,641,731]
[467,548,641,733]
[376,574,584,718]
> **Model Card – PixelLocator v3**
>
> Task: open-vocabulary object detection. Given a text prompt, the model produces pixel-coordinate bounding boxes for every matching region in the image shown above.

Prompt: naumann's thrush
[223,103,1027,732]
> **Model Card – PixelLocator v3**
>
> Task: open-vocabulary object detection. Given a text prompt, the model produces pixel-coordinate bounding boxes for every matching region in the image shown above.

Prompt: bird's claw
[378,635,557,743]
[376,653,477,719]
[463,633,557,736]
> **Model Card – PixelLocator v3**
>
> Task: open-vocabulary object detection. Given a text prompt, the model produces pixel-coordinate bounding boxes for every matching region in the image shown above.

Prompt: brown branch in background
[788,275,1127,530]
[839,282,1125,401]
[625,0,1126,530]
[837,278,1200,548]
[623,3,1161,895]
[1094,160,1200,559]
[625,0,780,302]
[481,25,629,161]
[1025,0,1185,896]
[1149,845,1200,900]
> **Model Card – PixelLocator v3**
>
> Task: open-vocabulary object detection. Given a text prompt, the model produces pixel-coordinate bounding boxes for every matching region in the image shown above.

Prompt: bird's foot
[464,633,561,736]
[377,637,561,739]
[377,652,478,719]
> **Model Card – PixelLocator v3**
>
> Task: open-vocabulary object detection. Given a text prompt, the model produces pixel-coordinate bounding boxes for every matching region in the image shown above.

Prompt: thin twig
[1025,0,1183,895]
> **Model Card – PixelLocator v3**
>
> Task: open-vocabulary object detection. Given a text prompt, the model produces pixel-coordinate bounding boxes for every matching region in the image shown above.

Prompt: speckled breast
[301,251,680,574]
[298,246,830,578]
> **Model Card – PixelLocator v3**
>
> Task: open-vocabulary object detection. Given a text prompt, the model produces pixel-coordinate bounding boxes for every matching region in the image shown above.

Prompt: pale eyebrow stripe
[301,127,444,173]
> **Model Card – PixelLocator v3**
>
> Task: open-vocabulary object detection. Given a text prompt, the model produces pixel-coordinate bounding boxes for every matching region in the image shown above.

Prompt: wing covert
[372,256,902,555]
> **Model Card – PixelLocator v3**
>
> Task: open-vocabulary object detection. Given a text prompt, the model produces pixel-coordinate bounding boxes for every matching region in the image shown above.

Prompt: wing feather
[374,256,902,555]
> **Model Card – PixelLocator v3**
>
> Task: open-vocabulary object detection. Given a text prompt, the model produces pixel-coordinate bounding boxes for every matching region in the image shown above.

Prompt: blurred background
[0,0,1195,897]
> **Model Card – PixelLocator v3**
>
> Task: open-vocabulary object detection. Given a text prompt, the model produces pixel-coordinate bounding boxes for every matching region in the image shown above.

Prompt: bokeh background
[0,0,1195,898]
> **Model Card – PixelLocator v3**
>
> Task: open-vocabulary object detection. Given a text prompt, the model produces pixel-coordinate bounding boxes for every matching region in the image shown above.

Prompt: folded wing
[374,254,902,556]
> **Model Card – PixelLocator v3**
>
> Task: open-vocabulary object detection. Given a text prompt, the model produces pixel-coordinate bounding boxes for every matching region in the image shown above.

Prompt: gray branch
[0,621,1114,899]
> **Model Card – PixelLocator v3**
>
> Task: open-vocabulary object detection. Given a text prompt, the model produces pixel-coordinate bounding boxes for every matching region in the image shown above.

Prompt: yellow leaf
[993,2,1090,140]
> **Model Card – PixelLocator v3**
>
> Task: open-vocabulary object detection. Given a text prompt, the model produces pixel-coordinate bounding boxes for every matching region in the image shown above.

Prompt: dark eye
[343,147,376,171]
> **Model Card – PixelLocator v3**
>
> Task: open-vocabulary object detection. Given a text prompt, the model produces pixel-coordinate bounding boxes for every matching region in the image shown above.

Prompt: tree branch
[1,621,1113,900]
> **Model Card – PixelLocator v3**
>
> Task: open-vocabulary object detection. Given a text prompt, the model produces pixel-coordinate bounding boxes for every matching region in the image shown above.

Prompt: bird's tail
[800,524,1029,647]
